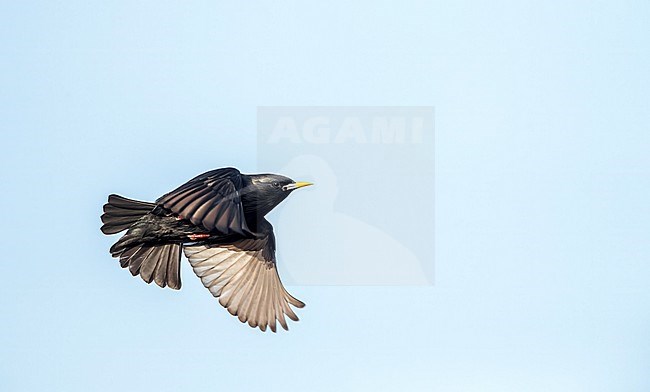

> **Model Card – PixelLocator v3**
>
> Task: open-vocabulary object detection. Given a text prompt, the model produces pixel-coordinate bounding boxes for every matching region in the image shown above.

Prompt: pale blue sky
[1,1,649,391]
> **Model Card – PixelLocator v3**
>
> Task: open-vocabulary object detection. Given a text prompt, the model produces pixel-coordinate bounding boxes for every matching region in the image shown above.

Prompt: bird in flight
[100,167,313,332]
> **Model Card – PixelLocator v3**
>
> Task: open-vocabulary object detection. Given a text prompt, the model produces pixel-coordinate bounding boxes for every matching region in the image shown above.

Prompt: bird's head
[242,174,313,217]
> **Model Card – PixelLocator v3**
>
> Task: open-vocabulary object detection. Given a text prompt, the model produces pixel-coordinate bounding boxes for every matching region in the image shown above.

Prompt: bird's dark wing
[156,167,252,235]
[183,223,304,332]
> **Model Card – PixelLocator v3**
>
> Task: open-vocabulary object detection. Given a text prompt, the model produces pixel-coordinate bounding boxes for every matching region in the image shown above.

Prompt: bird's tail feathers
[102,194,182,289]
[100,194,155,234]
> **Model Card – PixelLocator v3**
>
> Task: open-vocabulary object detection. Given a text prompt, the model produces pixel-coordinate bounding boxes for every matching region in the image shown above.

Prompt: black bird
[100,167,313,332]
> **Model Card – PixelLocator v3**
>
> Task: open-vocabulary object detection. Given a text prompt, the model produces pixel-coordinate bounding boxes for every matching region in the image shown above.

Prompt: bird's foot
[188,233,210,241]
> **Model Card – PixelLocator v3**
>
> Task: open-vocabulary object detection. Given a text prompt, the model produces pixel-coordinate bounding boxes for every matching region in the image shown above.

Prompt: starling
[100,167,313,332]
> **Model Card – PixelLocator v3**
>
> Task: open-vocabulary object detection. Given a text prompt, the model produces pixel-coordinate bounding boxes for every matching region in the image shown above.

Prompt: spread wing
[156,167,252,235]
[183,228,305,332]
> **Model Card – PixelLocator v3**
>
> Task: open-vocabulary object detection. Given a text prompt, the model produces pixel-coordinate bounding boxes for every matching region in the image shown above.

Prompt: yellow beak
[283,181,313,191]
[292,181,313,189]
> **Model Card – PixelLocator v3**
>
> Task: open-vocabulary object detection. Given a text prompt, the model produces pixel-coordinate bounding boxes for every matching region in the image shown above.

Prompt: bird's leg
[188,233,210,241]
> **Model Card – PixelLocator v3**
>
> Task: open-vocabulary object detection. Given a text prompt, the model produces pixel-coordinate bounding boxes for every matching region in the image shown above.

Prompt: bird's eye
[272,181,280,188]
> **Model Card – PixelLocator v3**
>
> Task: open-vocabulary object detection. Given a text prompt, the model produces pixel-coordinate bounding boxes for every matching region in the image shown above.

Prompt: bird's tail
[101,194,183,290]
[100,194,155,234]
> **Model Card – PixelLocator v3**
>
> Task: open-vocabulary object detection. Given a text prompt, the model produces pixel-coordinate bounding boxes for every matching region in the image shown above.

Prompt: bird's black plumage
[100,167,312,332]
